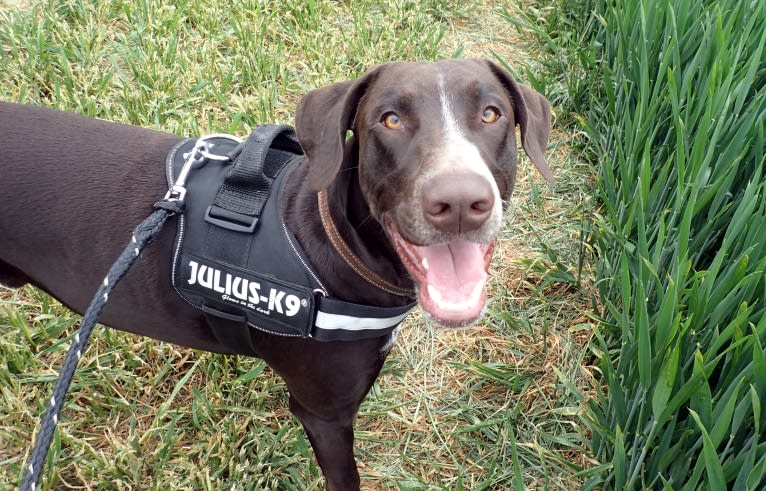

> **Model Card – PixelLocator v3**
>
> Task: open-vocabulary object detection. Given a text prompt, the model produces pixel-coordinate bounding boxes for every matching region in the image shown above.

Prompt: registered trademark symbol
[301,299,308,307]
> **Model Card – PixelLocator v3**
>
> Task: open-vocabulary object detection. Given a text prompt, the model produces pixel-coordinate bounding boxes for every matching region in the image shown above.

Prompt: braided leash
[17,135,238,490]
[19,200,183,490]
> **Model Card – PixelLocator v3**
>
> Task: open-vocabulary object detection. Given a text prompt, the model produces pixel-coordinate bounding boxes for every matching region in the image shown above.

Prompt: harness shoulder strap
[206,125,303,232]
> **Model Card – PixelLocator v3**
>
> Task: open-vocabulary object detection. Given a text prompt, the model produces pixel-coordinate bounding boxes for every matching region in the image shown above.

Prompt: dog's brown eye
[481,107,500,124]
[382,112,402,129]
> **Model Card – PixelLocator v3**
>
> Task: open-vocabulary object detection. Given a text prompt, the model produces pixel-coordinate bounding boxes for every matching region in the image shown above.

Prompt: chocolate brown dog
[0,59,552,490]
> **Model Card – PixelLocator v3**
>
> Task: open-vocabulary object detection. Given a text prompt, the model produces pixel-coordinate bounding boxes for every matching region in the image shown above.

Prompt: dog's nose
[421,173,494,234]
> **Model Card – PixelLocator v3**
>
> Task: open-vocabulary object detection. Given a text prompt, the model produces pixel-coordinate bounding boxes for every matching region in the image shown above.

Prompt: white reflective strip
[314,310,412,331]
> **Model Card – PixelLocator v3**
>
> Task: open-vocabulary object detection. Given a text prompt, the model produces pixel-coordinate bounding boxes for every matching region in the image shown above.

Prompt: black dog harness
[165,126,415,354]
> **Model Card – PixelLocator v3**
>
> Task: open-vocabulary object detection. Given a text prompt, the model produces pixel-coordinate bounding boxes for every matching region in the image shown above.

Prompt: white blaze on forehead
[438,72,465,140]
[436,72,502,218]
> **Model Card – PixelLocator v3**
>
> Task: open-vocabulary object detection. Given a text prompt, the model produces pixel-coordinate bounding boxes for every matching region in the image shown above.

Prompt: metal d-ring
[163,133,243,203]
[198,133,243,162]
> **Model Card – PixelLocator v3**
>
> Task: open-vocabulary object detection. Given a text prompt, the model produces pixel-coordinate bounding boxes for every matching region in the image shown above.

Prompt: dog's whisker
[355,214,376,230]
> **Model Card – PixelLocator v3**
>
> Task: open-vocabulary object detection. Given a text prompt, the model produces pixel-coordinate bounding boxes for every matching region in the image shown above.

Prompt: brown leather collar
[317,190,414,298]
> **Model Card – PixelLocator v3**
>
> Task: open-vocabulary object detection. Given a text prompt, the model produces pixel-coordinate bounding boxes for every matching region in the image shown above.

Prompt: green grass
[0,0,594,489]
[529,0,766,488]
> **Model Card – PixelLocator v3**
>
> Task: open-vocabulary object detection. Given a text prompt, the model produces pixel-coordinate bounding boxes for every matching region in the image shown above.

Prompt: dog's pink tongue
[416,241,488,325]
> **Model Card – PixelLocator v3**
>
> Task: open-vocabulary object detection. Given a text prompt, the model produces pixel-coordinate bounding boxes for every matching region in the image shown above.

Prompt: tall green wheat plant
[574,0,766,488]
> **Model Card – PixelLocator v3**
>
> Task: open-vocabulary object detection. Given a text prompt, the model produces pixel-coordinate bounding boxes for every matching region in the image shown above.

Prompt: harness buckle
[204,205,258,233]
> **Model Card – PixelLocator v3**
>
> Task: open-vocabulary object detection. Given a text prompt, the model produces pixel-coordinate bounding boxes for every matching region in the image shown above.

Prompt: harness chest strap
[166,128,416,353]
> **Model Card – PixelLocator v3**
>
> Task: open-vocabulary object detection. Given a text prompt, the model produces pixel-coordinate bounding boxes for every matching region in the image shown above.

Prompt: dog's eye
[481,107,500,124]
[382,112,402,129]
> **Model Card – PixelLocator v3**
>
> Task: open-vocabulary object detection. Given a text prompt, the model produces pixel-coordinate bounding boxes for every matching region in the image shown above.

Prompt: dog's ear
[295,67,383,191]
[485,60,554,183]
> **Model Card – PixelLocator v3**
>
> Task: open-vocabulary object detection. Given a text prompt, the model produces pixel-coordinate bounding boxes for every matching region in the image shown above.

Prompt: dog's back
[0,102,221,348]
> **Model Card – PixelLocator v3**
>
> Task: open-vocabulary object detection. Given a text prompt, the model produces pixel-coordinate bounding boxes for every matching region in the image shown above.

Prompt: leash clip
[163,134,243,203]
[163,139,206,202]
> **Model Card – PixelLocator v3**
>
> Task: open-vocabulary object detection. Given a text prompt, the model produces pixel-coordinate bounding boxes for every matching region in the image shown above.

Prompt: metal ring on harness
[163,134,243,203]
[198,133,244,161]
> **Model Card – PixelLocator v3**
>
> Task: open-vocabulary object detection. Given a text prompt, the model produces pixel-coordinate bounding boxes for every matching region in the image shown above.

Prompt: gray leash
[18,136,228,490]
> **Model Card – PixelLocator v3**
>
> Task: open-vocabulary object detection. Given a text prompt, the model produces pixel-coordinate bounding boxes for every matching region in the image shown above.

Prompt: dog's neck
[282,153,414,308]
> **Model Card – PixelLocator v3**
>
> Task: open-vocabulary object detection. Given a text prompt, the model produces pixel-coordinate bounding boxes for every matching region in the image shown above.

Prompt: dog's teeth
[470,282,484,303]
[421,257,429,270]
[427,284,442,303]
[426,282,485,311]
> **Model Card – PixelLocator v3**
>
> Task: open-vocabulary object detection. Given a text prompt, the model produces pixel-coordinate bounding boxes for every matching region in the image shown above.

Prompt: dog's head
[296,59,553,327]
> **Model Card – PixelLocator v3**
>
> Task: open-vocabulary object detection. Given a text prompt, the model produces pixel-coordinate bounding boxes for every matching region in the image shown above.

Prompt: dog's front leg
[289,395,362,490]
[254,333,389,490]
